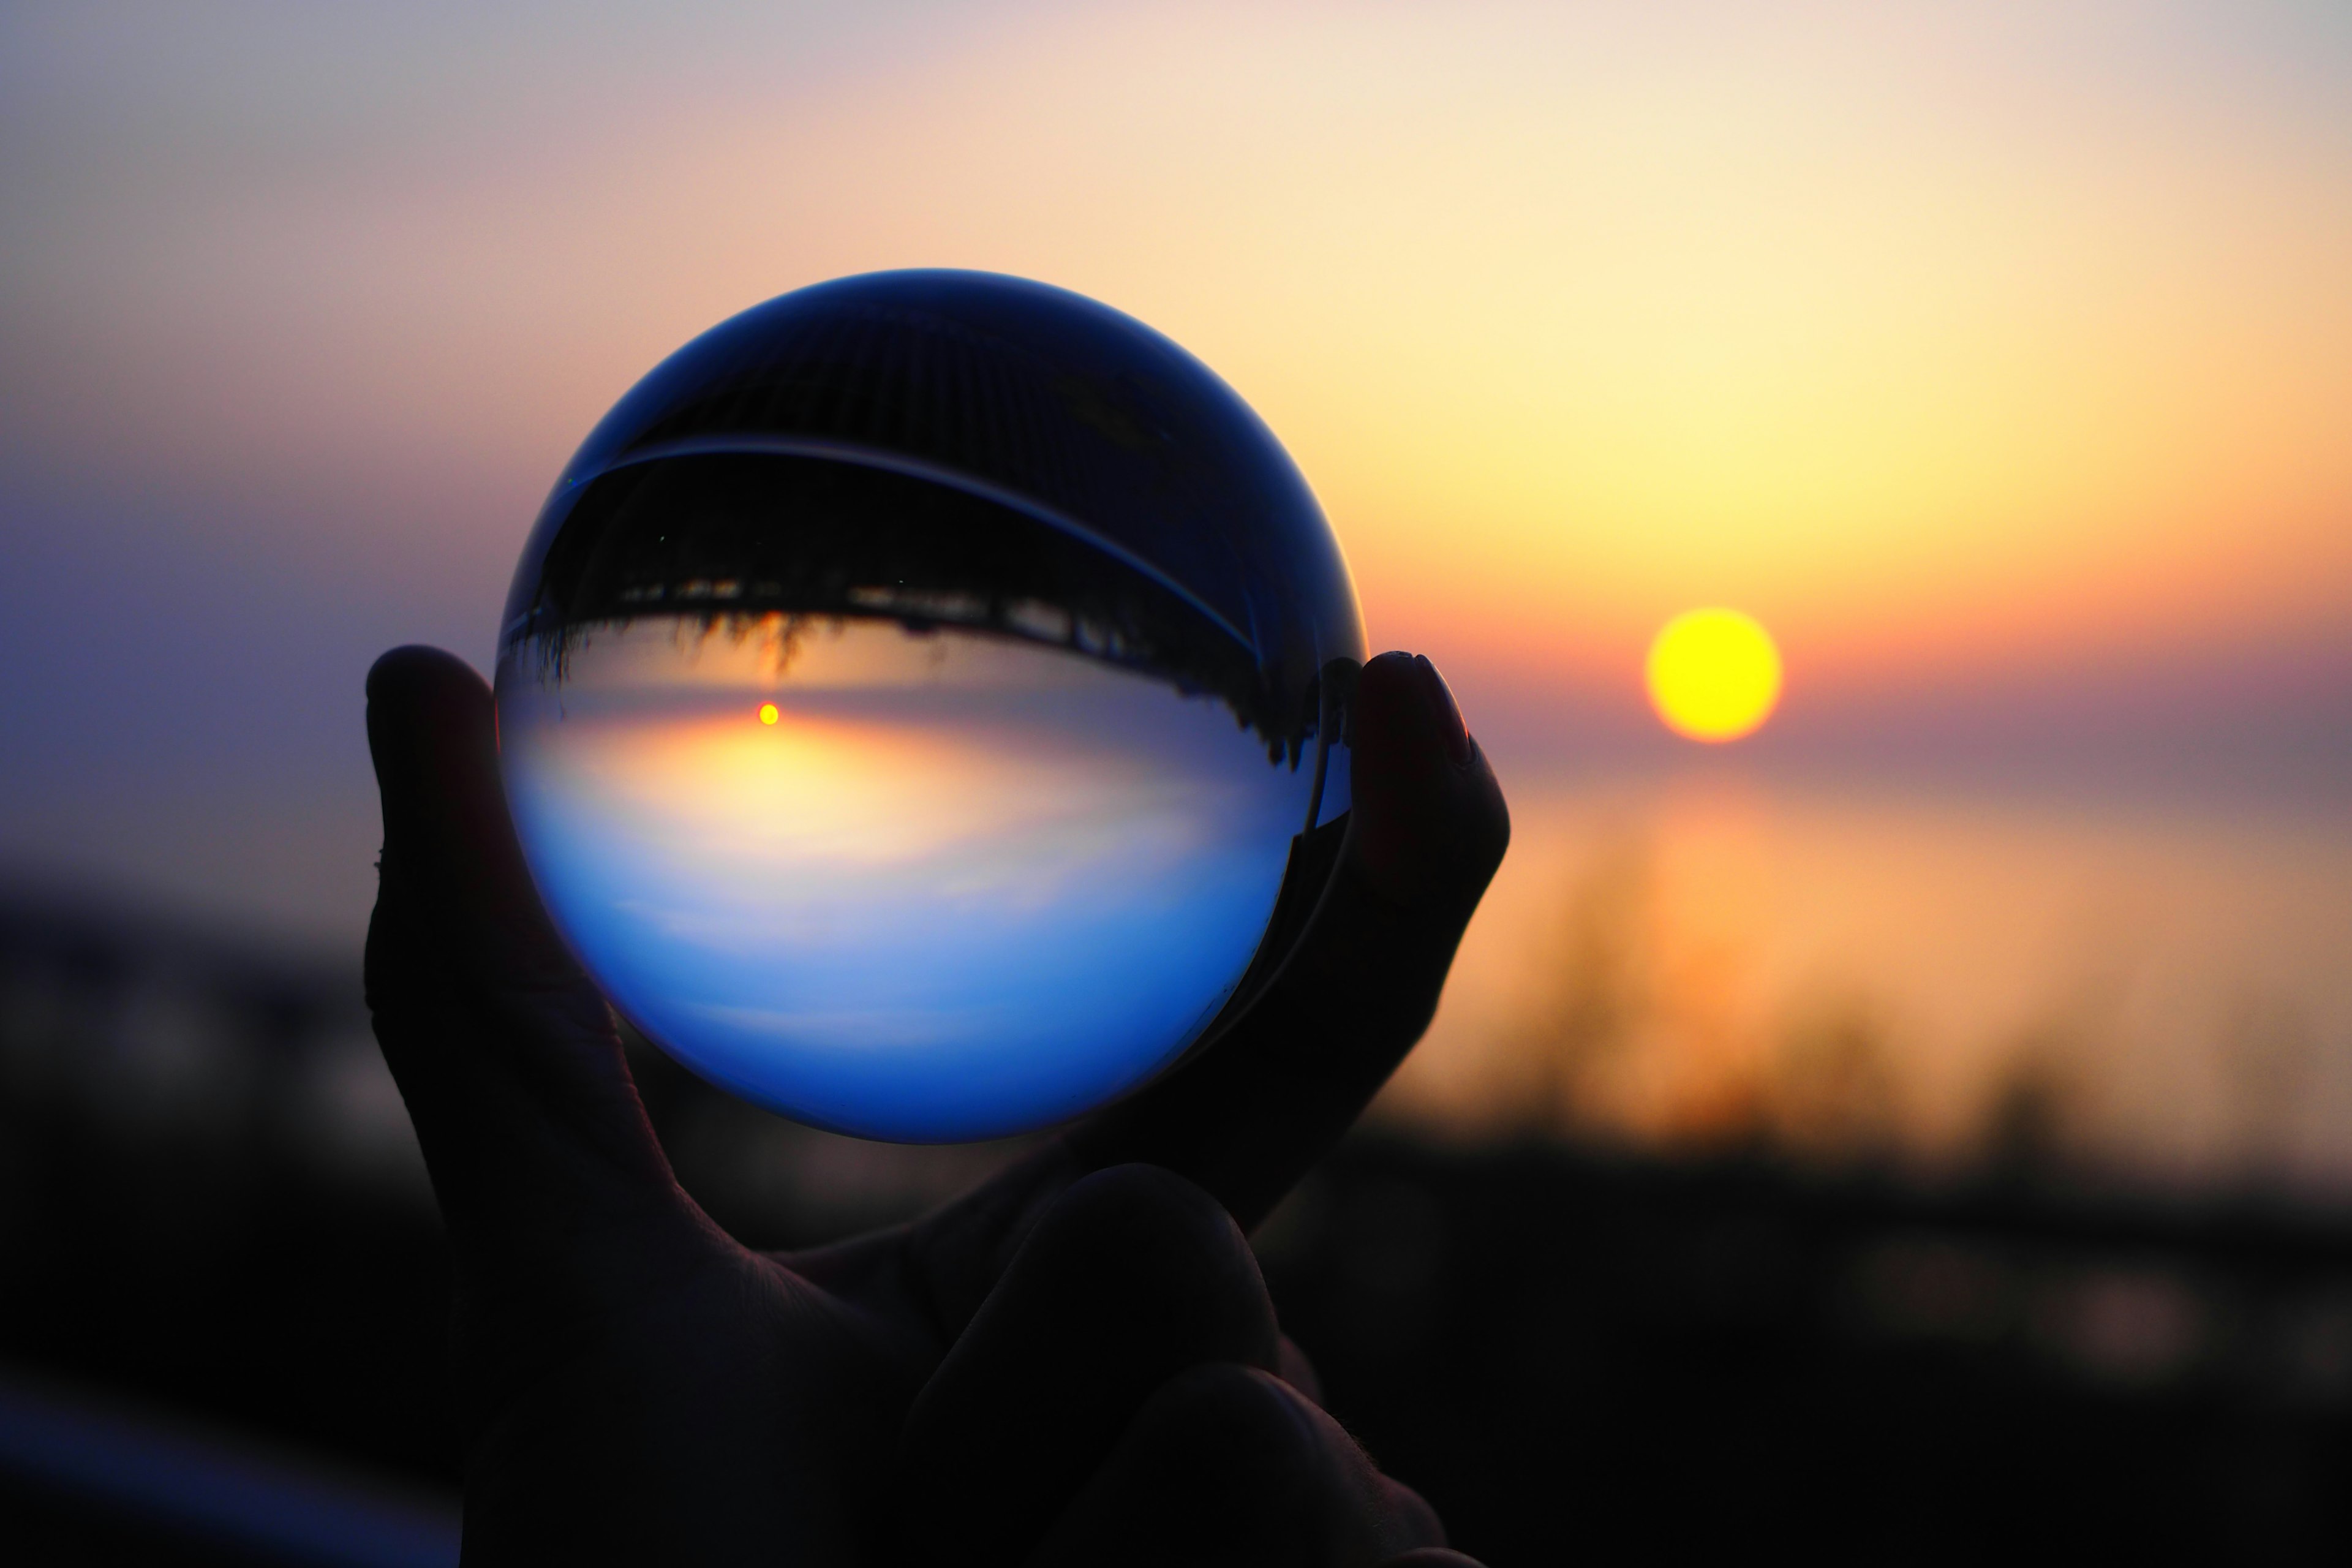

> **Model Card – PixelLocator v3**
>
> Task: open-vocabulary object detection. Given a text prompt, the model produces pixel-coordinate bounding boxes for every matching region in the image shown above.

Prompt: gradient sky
[4,0,2349,939]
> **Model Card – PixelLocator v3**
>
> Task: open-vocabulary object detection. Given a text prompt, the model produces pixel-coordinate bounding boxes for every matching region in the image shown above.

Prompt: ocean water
[498,617,1320,1141]
[1390,773,2352,1196]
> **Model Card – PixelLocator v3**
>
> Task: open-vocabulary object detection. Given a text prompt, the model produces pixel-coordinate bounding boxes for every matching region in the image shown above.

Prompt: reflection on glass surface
[496,271,1364,1139]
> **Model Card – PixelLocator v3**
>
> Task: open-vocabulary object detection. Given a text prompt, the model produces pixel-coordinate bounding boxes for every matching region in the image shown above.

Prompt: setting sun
[1646,609,1782,744]
[758,703,780,725]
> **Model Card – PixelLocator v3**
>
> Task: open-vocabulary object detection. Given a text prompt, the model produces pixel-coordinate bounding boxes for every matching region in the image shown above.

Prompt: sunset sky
[4,1,2349,938]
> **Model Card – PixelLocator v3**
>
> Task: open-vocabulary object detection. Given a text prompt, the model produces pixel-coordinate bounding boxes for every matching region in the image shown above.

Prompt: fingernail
[1414,654,1471,765]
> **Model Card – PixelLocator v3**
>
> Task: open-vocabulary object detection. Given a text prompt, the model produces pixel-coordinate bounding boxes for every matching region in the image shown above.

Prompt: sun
[1646,609,1782,742]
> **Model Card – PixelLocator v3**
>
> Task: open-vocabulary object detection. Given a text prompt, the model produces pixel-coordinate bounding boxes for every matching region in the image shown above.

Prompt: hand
[364,644,1509,1566]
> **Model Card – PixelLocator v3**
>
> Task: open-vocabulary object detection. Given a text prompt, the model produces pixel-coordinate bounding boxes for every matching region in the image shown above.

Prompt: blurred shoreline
[10,745,2352,1207]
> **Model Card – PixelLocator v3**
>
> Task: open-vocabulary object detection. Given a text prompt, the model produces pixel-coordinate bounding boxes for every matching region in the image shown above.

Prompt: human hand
[364,645,1509,1565]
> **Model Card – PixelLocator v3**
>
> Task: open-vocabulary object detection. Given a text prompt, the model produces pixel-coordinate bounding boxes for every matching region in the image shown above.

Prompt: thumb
[364,646,700,1314]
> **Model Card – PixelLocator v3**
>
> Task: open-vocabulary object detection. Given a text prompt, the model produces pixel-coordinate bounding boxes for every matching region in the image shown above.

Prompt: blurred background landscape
[3,2,2349,1561]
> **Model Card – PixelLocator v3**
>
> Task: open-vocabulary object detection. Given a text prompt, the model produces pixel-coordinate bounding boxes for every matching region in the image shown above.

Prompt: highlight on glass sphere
[496,270,1365,1142]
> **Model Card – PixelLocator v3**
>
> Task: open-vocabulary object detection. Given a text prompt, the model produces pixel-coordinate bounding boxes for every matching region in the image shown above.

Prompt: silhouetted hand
[364,644,1509,1566]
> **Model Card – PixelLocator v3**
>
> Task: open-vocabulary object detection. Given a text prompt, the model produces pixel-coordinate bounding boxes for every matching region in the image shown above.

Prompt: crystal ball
[496,271,1363,1141]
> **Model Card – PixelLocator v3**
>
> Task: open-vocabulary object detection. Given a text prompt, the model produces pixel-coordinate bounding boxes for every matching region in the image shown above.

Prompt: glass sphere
[496,271,1363,1142]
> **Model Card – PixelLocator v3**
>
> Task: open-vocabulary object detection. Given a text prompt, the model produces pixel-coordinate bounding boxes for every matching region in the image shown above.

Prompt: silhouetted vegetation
[3,883,2350,1560]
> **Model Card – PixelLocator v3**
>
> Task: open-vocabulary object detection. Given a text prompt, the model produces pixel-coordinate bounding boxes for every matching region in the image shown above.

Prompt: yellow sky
[8,1,2351,700]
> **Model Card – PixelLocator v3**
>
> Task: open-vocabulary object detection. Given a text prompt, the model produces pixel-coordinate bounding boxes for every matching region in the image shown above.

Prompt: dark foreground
[2,886,2348,1562]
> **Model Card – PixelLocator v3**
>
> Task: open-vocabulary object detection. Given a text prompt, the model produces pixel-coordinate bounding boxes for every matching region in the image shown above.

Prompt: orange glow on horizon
[10,4,2347,702]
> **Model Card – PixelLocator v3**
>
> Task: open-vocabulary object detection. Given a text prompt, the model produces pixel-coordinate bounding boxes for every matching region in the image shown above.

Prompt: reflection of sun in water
[1646,609,1782,742]
[758,703,780,725]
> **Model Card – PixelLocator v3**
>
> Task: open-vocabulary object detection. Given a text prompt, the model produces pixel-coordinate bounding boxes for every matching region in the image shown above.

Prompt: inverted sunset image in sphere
[1645,609,1782,742]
